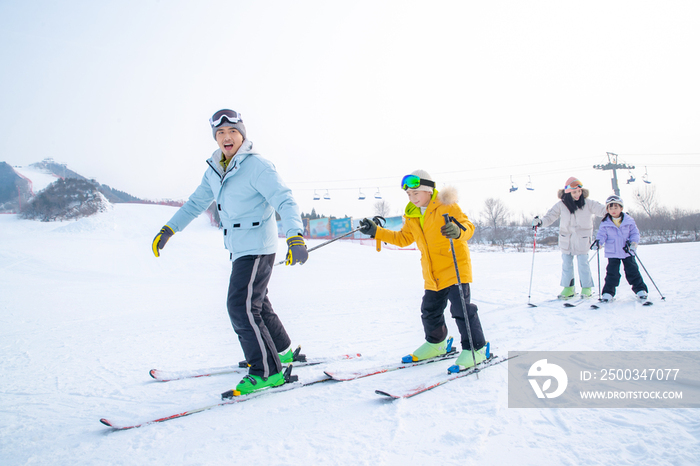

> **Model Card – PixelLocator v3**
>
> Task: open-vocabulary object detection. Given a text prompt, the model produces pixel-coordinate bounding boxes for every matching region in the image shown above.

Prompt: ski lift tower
[593,152,635,196]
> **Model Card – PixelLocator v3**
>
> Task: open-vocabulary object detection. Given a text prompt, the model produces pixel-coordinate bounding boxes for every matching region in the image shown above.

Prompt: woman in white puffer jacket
[535,177,607,299]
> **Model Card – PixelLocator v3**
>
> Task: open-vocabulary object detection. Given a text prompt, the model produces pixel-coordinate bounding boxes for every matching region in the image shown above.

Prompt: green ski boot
[448,342,490,373]
[581,287,593,297]
[558,286,576,299]
[453,343,490,371]
[222,365,296,398]
[402,337,450,363]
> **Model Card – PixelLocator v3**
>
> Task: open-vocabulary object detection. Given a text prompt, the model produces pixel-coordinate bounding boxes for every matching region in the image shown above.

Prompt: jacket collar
[404,190,439,218]
[208,140,256,175]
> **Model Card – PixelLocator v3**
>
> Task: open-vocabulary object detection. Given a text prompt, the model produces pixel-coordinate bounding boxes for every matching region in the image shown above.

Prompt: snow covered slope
[1,204,698,465]
[12,165,60,194]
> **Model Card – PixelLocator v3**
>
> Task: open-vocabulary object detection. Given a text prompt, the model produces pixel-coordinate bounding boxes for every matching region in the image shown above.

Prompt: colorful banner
[331,218,353,237]
[308,218,331,238]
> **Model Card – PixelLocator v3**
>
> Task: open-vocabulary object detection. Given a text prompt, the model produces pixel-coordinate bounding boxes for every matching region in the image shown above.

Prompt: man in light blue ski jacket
[152,109,308,397]
[166,137,304,261]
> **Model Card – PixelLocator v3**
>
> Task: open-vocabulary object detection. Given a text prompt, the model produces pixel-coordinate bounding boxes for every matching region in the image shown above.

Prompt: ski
[591,298,613,309]
[101,369,331,430]
[149,350,361,382]
[529,296,577,308]
[563,293,597,308]
[590,295,652,309]
[637,296,654,306]
[375,354,515,399]
[324,348,458,382]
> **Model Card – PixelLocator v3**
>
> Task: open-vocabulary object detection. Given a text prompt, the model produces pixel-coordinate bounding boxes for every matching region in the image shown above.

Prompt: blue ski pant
[420,283,486,351]
[561,253,594,288]
[226,254,291,379]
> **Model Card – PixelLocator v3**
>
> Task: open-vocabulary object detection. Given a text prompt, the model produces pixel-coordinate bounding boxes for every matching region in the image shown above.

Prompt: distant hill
[0,158,142,213]
[0,162,32,212]
[28,158,141,203]
[21,177,110,222]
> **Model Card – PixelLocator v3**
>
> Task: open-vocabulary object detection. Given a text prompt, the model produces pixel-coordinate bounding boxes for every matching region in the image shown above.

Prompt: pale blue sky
[1,1,698,219]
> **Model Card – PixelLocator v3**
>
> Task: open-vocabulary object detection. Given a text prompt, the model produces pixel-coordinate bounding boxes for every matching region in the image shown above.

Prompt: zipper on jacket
[207,160,223,181]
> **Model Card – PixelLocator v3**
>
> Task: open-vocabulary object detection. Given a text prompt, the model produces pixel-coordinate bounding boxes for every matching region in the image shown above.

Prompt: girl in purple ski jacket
[594,195,648,301]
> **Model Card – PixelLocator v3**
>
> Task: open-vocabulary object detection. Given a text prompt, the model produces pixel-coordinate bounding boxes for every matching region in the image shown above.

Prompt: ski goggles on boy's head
[564,180,582,190]
[401,174,436,191]
[209,109,242,127]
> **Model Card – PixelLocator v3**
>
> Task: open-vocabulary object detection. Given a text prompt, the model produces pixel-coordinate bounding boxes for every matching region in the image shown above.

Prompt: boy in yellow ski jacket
[359,170,489,370]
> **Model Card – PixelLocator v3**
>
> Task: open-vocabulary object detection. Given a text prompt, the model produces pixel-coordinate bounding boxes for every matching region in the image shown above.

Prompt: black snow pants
[226,254,291,379]
[602,256,648,297]
[420,283,486,351]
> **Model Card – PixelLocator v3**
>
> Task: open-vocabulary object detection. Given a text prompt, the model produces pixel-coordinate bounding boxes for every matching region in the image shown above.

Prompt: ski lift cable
[297,166,593,193]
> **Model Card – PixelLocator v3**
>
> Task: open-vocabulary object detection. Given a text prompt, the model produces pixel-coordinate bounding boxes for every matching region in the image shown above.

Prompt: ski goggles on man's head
[401,174,436,191]
[564,180,582,190]
[209,109,242,127]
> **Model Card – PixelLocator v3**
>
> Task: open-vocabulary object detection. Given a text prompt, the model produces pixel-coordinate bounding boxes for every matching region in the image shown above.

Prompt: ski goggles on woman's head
[401,174,436,191]
[209,109,242,127]
[564,180,582,190]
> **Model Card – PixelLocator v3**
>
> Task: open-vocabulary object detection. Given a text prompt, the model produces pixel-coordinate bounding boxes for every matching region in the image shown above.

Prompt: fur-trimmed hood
[437,186,459,206]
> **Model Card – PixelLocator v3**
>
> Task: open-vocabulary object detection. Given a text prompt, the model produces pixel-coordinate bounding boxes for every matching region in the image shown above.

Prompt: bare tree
[374,200,392,218]
[634,185,658,218]
[481,197,510,246]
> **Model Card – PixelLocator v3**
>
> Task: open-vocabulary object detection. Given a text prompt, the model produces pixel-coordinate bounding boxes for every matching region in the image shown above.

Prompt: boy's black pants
[602,256,648,297]
[421,283,486,351]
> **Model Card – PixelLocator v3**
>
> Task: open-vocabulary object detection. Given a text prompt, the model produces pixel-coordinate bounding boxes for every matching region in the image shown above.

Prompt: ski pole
[527,225,538,307]
[596,246,601,301]
[628,245,665,301]
[274,228,360,266]
[443,214,478,378]
[275,216,385,266]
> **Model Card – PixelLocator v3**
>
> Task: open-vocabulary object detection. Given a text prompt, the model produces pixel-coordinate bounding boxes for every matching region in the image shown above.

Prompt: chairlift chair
[313,190,320,201]
[509,176,518,193]
[323,189,331,200]
[642,166,652,184]
[374,188,382,199]
[526,176,534,191]
[358,188,366,200]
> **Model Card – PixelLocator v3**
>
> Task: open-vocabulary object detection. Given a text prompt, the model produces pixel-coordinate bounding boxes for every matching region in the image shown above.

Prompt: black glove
[152,225,174,257]
[590,239,600,250]
[532,216,542,229]
[359,218,378,237]
[285,235,308,265]
[441,222,460,239]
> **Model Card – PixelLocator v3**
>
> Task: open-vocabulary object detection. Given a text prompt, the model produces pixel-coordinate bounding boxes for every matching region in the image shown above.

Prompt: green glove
[285,235,308,265]
[152,225,174,257]
[440,222,461,239]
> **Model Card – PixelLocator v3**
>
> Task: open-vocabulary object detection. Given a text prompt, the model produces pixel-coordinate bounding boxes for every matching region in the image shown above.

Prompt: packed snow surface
[1,204,699,465]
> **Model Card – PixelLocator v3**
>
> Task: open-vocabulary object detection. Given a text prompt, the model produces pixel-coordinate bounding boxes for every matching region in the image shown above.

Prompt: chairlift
[526,176,534,191]
[323,189,331,200]
[358,188,366,200]
[626,171,636,184]
[642,166,652,184]
[312,190,320,201]
[509,176,518,193]
[374,188,382,200]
